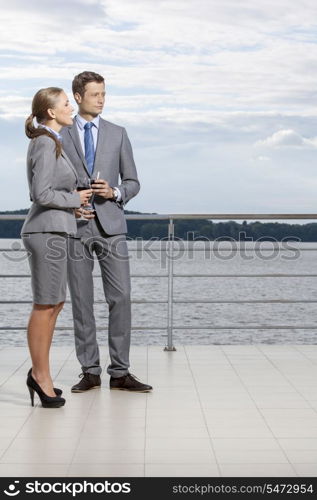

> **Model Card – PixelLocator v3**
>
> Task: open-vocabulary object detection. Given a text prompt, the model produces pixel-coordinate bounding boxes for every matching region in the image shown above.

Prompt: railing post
[164,217,176,351]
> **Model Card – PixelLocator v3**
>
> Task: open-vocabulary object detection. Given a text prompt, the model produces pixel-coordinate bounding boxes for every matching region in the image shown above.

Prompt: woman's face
[49,91,74,127]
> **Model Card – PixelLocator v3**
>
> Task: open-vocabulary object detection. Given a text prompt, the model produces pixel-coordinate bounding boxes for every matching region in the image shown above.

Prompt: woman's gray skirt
[22,232,68,305]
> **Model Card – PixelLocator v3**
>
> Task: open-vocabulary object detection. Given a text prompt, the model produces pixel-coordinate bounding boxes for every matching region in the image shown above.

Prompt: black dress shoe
[110,373,153,392]
[71,372,101,393]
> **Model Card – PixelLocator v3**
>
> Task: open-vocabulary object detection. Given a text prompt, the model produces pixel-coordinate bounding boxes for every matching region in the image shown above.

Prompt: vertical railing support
[164,217,176,351]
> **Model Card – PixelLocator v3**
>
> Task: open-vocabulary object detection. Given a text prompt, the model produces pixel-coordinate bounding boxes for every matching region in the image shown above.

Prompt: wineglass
[77,176,94,220]
[87,171,100,210]
[76,172,100,220]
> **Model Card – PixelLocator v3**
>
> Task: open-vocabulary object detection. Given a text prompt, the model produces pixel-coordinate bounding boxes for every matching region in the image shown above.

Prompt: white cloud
[0,96,31,119]
[255,129,317,149]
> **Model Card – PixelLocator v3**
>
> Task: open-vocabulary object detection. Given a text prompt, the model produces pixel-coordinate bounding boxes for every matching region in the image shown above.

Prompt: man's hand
[91,179,114,199]
[75,208,95,219]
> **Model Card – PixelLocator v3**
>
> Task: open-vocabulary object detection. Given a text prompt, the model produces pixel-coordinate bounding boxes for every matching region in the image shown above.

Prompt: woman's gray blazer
[21,135,81,236]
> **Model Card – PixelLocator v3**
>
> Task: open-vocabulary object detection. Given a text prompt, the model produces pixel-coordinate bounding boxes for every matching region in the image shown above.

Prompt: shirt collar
[38,124,62,142]
[76,114,100,130]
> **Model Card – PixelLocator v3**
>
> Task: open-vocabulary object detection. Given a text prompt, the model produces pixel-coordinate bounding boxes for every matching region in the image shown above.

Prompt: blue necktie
[84,122,95,175]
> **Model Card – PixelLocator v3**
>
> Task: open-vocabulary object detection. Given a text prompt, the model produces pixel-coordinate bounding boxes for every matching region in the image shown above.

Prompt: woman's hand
[75,208,95,219]
[77,189,93,206]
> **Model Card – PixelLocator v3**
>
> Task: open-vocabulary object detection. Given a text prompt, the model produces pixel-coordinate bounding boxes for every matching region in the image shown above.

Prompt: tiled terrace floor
[0,344,317,477]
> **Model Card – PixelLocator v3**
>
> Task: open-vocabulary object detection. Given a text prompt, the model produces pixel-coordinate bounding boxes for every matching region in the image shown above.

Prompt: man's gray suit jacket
[60,117,140,236]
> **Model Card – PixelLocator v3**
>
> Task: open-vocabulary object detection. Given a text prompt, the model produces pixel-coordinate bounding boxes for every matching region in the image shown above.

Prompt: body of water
[1,238,317,346]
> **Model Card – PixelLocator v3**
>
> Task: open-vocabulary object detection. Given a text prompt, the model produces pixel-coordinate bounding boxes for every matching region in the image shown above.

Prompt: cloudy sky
[1,0,317,215]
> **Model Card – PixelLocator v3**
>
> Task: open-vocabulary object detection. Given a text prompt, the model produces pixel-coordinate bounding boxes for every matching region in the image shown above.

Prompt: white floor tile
[215,449,288,464]
[77,437,145,451]
[0,463,68,477]
[278,438,317,451]
[146,426,209,438]
[146,437,212,451]
[219,463,297,477]
[212,438,281,451]
[145,448,216,464]
[284,450,317,464]
[145,463,220,477]
[0,445,74,464]
[72,449,144,464]
[67,463,144,477]
[207,423,273,439]
[260,409,317,419]
[292,463,317,476]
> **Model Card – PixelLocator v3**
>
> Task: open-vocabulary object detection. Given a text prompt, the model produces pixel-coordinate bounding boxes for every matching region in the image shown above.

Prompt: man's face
[75,81,105,117]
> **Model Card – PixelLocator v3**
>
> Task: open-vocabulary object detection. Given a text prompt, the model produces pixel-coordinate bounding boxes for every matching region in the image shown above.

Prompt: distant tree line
[0,210,317,241]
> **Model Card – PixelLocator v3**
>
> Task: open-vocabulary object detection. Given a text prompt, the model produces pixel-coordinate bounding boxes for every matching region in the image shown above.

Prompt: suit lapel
[68,125,90,176]
[93,118,113,174]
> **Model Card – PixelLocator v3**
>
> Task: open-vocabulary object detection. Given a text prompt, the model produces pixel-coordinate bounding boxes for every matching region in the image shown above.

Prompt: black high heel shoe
[27,369,62,396]
[26,369,65,408]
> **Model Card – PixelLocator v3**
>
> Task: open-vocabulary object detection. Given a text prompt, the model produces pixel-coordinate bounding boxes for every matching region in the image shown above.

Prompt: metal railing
[1,213,317,350]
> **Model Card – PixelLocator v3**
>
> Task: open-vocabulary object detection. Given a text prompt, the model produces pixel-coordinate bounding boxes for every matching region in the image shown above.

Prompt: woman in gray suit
[21,87,92,408]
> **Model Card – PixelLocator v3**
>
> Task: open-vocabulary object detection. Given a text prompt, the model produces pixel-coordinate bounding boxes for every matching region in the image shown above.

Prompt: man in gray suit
[61,71,152,393]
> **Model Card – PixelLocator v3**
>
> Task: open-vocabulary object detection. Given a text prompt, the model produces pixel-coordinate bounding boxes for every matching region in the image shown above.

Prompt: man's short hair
[72,71,105,97]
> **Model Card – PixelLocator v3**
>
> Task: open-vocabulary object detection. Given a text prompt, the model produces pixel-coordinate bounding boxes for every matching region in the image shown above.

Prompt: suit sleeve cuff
[113,187,122,202]
[73,191,81,208]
